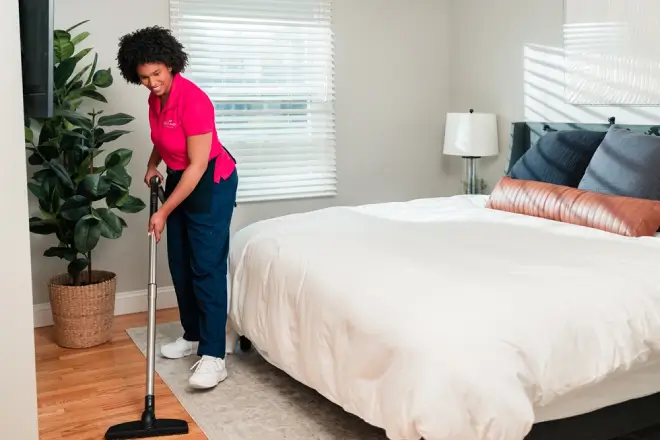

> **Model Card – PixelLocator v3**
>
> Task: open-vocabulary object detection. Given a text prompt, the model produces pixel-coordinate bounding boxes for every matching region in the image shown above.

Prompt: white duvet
[227,195,660,440]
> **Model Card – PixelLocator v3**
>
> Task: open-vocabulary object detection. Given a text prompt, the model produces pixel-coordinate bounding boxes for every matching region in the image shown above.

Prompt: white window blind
[170,0,336,203]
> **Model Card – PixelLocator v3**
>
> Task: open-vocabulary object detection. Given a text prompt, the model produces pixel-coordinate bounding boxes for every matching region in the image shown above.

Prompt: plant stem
[86,112,96,285]
[87,252,92,284]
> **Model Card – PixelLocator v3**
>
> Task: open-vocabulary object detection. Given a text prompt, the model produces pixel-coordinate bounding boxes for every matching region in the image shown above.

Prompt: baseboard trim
[33,286,178,328]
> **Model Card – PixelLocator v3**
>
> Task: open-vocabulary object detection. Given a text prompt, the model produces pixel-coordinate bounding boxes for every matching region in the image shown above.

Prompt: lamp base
[462,156,479,195]
[461,178,488,195]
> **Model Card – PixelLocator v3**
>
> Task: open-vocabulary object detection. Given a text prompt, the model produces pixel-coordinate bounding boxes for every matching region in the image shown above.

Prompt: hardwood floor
[34,308,205,440]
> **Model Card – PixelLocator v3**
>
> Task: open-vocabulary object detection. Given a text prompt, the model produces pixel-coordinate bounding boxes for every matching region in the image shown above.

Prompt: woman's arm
[157,133,212,217]
[147,146,162,169]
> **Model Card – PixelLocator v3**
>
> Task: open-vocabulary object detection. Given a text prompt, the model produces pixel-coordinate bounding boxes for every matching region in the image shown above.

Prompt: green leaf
[32,168,57,185]
[61,129,89,143]
[71,32,90,47]
[73,47,92,62]
[37,143,59,161]
[64,83,93,102]
[69,99,84,111]
[116,195,146,213]
[24,126,33,143]
[54,108,93,131]
[98,113,134,126]
[86,53,98,85]
[27,182,46,200]
[118,216,128,228]
[39,184,60,215]
[76,148,102,179]
[37,120,57,145]
[80,89,107,103]
[95,208,123,239]
[105,186,128,208]
[79,174,111,199]
[29,217,59,235]
[73,214,102,253]
[53,31,74,63]
[46,159,75,189]
[67,80,83,94]
[60,195,90,221]
[68,257,89,283]
[56,223,75,246]
[65,20,89,33]
[106,165,132,190]
[92,68,113,88]
[54,57,78,89]
[44,246,78,261]
[60,135,86,157]
[67,64,92,87]
[97,130,130,144]
[92,127,105,148]
[104,148,133,169]
[27,148,44,165]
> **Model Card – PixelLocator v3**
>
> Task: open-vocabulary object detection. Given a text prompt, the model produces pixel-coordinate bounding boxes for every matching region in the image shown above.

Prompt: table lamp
[443,109,499,194]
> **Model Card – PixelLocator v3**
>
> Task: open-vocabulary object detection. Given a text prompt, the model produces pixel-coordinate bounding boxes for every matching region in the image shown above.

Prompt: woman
[116,26,238,390]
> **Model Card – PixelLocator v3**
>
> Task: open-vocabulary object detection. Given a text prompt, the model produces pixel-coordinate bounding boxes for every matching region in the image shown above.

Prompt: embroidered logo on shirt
[163,119,177,128]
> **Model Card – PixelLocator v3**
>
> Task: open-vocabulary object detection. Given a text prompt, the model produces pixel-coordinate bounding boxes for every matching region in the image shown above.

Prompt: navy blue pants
[165,166,237,359]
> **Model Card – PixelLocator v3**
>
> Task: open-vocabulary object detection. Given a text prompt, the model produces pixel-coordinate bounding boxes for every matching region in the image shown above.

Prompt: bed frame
[509,117,660,440]
[238,117,660,440]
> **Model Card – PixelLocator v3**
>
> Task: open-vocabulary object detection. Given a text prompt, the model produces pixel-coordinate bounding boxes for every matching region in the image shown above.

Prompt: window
[170,0,336,203]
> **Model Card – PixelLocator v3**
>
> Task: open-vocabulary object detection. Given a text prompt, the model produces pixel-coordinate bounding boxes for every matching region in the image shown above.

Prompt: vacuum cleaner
[105,176,189,439]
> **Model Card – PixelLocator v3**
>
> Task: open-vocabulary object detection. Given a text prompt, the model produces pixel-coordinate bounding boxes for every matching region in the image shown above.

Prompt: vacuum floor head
[105,417,189,439]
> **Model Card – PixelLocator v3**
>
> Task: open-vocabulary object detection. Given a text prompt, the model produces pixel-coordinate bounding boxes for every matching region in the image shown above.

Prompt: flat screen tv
[18,0,54,119]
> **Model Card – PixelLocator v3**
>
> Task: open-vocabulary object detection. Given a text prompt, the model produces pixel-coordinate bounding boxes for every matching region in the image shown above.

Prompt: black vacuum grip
[149,176,161,216]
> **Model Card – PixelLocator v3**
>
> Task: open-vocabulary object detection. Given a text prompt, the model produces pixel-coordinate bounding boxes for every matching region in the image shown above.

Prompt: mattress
[534,354,660,422]
[227,194,660,440]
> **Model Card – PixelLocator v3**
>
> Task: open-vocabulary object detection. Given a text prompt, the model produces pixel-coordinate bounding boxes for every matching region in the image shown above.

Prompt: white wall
[1,0,39,438]
[447,0,660,188]
[27,0,451,305]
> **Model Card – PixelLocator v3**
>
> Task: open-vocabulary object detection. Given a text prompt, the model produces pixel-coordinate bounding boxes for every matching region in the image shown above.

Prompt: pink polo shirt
[148,73,235,183]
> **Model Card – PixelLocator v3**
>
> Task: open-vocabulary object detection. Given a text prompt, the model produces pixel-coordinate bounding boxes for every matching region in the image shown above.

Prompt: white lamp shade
[443,112,499,157]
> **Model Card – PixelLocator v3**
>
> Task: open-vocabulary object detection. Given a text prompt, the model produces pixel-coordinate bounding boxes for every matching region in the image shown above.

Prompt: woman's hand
[144,166,164,187]
[148,211,167,243]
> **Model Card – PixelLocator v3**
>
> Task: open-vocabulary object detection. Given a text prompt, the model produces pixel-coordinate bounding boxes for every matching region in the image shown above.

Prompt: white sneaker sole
[188,370,228,389]
[160,342,199,359]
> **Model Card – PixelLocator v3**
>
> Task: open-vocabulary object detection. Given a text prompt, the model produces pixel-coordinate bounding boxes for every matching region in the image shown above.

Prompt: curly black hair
[116,26,188,85]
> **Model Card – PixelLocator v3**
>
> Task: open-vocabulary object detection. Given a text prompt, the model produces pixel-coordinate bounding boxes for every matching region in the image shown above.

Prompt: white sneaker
[160,337,198,359]
[188,355,228,389]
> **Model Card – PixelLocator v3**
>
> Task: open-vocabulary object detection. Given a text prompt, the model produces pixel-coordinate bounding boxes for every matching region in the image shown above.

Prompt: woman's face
[136,62,173,97]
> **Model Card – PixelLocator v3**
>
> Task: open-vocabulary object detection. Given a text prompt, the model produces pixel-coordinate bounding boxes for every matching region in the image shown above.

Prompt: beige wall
[1,0,39,437]
[27,0,452,305]
[448,0,660,189]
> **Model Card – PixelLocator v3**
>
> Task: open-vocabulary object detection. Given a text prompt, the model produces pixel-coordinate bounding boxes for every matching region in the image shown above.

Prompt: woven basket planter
[48,270,117,349]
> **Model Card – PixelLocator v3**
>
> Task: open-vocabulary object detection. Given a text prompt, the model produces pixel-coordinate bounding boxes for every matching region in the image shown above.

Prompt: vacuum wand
[145,176,164,399]
[105,176,189,439]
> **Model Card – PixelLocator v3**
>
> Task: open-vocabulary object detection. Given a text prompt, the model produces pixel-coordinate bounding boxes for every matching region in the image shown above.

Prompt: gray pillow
[508,129,606,187]
[578,127,660,200]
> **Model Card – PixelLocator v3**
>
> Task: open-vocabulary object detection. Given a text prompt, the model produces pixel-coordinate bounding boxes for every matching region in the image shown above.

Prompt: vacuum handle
[149,176,165,216]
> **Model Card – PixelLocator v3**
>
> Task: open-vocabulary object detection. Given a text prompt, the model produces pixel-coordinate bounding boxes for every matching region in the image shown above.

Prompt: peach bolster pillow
[486,177,660,237]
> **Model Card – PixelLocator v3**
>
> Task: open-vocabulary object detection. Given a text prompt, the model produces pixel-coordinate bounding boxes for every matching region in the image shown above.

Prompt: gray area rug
[126,322,386,440]
[127,322,660,440]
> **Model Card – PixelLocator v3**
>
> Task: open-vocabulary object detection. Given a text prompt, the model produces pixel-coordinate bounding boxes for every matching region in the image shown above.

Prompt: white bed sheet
[227,194,660,440]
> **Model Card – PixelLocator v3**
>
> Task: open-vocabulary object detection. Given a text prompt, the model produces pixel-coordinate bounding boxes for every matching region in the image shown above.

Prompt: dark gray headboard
[506,121,660,174]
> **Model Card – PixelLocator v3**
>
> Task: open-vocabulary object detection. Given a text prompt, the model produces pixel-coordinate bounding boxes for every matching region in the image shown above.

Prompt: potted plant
[25,21,146,348]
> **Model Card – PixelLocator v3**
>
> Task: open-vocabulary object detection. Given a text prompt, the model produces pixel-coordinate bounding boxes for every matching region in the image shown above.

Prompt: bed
[226,120,660,440]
